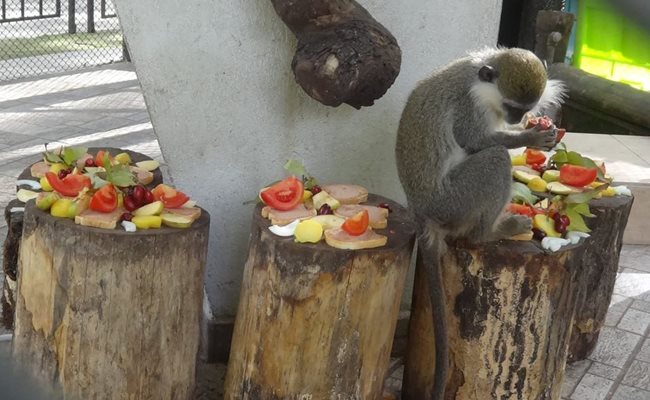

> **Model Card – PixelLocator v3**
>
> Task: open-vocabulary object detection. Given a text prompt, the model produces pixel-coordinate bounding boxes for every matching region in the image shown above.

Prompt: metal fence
[0,0,123,81]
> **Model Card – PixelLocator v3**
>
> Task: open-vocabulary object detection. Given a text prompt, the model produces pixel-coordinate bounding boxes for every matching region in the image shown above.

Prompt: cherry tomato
[259,177,304,211]
[45,172,91,197]
[152,184,190,209]
[560,164,598,187]
[90,184,118,213]
[341,210,370,236]
[525,149,546,165]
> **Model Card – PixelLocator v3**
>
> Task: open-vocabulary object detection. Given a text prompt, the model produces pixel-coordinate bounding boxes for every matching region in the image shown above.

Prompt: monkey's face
[477,49,548,124]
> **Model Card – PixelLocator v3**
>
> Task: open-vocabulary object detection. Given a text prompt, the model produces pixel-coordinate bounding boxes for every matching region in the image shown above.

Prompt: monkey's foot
[497,214,532,238]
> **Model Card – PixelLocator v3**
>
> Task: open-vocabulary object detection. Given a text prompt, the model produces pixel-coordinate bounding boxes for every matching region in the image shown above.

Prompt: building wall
[113,0,503,318]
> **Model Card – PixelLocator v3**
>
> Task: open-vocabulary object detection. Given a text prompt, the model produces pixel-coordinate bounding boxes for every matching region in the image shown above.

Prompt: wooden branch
[569,195,634,362]
[224,194,416,398]
[12,203,210,399]
[404,239,585,399]
[270,0,402,109]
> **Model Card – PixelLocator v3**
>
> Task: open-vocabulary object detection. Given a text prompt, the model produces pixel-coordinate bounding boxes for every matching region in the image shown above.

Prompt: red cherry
[123,195,138,211]
[120,212,133,222]
[132,185,146,206]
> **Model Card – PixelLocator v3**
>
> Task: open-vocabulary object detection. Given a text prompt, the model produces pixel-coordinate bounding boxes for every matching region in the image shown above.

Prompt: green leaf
[107,166,136,187]
[565,208,591,233]
[567,151,583,166]
[580,156,606,180]
[283,159,307,178]
[62,146,88,166]
[569,202,595,218]
[303,176,318,190]
[551,150,568,164]
[564,183,609,204]
[511,182,538,205]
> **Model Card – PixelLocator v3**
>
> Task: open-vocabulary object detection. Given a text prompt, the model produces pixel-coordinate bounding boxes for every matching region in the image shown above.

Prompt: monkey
[395,47,565,400]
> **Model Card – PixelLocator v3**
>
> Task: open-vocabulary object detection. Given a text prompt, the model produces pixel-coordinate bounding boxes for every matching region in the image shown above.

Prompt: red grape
[120,212,133,222]
[84,158,95,167]
[317,204,333,215]
[123,195,138,211]
[132,185,146,206]
[143,190,154,205]
[310,185,322,195]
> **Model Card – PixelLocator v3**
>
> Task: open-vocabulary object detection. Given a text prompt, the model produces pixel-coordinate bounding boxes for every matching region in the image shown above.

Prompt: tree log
[534,11,575,65]
[2,148,163,331]
[224,194,416,399]
[568,195,634,362]
[404,239,585,400]
[269,0,401,109]
[12,202,209,399]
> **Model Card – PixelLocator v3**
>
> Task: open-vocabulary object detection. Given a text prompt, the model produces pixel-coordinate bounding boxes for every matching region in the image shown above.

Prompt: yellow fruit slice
[294,220,324,243]
[134,160,160,171]
[513,170,538,184]
[133,201,164,216]
[132,215,162,229]
[527,177,548,193]
[16,189,39,203]
[51,199,73,218]
[161,213,193,228]
[511,154,526,166]
[547,182,580,195]
[40,176,53,192]
[49,163,67,174]
[533,215,561,238]
[114,152,132,165]
[542,170,560,182]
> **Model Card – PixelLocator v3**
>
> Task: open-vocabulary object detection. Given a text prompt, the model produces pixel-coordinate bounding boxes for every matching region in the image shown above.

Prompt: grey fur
[395,48,562,400]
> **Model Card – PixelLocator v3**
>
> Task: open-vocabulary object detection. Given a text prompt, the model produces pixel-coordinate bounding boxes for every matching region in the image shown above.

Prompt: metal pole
[122,37,131,62]
[68,0,76,34]
[87,0,94,33]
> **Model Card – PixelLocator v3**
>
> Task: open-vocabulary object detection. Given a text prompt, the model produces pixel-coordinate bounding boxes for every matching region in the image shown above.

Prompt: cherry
[120,212,133,222]
[58,169,71,179]
[143,190,154,205]
[84,158,96,167]
[532,228,546,241]
[132,185,146,206]
[553,213,570,233]
[317,204,333,215]
[123,195,138,211]
[378,203,392,213]
[310,185,322,195]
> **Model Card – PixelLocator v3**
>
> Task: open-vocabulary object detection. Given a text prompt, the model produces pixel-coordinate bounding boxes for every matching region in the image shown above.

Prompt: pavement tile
[611,384,650,400]
[637,338,650,363]
[630,299,650,314]
[570,373,615,400]
[77,116,136,132]
[589,326,643,368]
[588,362,622,380]
[618,308,650,335]
[619,245,650,273]
[614,268,650,302]
[0,174,15,194]
[622,360,650,390]
[606,295,634,327]
[0,131,40,147]
[563,360,591,398]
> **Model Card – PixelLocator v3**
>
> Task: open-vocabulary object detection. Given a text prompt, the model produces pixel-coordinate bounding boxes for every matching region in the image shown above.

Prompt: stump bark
[12,202,209,399]
[568,195,634,362]
[224,194,416,399]
[404,239,585,400]
[2,147,163,331]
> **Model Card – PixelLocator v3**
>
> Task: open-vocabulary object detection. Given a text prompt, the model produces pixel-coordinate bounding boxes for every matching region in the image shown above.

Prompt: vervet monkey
[395,47,564,400]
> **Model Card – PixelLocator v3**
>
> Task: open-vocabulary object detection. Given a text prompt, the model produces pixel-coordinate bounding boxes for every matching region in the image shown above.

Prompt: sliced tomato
[525,149,546,165]
[94,150,113,168]
[152,184,190,209]
[259,176,304,211]
[525,115,554,130]
[45,172,91,197]
[90,183,118,213]
[506,203,534,218]
[560,164,598,187]
[341,210,369,236]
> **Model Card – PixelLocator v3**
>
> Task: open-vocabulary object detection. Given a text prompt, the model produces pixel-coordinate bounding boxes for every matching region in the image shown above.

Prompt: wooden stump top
[16,147,163,191]
[23,201,210,237]
[253,193,416,252]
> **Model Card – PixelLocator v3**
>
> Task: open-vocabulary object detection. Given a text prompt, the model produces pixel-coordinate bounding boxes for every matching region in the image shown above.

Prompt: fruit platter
[506,116,633,251]
[253,160,414,251]
[13,146,204,232]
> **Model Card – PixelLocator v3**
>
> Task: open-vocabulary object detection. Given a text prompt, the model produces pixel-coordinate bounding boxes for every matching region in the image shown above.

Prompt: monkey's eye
[478,65,498,83]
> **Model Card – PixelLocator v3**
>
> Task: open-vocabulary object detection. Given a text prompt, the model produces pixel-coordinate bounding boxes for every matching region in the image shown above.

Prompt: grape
[133,185,146,206]
[143,190,154,205]
[58,169,71,179]
[553,213,570,233]
[317,204,333,215]
[84,158,95,167]
[532,228,546,241]
[123,196,138,211]
[310,185,322,195]
[120,212,133,222]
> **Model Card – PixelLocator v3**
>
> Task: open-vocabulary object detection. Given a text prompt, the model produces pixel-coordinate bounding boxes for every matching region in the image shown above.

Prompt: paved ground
[0,64,649,399]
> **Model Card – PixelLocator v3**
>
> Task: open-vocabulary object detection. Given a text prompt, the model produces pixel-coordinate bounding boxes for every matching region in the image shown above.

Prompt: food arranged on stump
[506,116,632,251]
[255,161,391,250]
[15,146,201,231]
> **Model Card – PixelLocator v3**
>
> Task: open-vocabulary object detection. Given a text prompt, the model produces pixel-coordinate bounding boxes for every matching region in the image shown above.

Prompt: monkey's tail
[418,219,449,400]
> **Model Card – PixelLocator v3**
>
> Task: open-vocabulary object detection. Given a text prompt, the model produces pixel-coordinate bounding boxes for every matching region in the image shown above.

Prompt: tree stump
[2,147,163,331]
[224,194,416,399]
[404,239,585,400]
[12,202,210,399]
[568,195,634,362]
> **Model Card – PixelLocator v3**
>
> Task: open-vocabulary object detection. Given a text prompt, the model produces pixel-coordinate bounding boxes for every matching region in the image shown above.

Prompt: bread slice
[322,184,368,204]
[261,204,316,226]
[129,166,154,185]
[510,231,534,241]
[334,204,388,229]
[324,228,387,250]
[164,206,201,222]
[30,161,50,178]
[75,209,122,229]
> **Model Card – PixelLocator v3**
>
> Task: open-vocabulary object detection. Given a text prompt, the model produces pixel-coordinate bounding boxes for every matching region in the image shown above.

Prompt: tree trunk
[2,147,163,331]
[568,195,634,362]
[224,194,416,399]
[12,202,210,399]
[534,11,575,65]
[404,239,585,400]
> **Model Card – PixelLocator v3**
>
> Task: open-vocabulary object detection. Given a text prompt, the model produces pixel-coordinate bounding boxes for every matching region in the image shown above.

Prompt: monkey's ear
[478,65,498,83]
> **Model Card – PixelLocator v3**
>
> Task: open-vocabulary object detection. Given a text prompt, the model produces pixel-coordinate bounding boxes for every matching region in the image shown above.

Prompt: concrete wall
[114,0,503,318]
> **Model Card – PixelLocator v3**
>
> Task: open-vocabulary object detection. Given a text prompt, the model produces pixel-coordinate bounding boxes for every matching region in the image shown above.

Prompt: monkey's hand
[521,125,557,151]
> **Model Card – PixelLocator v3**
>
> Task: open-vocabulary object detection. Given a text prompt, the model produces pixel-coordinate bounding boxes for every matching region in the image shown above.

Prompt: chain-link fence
[0,0,124,81]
